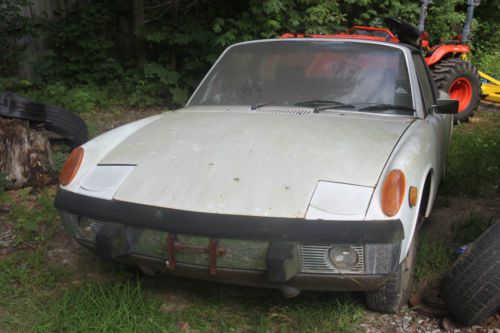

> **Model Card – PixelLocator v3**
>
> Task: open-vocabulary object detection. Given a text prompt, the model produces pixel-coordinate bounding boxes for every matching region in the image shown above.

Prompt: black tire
[0,92,88,148]
[366,230,417,313]
[431,58,481,123]
[440,220,500,326]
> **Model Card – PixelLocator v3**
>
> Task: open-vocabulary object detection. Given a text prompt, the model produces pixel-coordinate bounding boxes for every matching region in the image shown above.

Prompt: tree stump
[0,117,53,189]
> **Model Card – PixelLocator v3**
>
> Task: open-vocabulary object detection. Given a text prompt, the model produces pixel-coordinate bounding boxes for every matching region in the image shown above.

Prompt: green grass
[30,278,363,333]
[442,111,500,196]
[34,280,171,333]
[452,211,496,244]
[0,254,363,333]
[1,188,58,243]
[0,250,70,329]
[414,234,454,287]
[0,250,63,299]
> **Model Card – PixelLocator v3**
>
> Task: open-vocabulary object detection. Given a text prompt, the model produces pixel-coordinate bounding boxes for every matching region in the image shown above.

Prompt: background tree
[1,0,497,111]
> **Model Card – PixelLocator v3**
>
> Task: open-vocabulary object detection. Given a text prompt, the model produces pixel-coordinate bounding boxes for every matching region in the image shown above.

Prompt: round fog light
[78,216,95,239]
[328,245,359,270]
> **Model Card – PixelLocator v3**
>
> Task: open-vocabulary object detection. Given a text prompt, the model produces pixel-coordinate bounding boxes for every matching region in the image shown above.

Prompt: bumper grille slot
[300,244,364,274]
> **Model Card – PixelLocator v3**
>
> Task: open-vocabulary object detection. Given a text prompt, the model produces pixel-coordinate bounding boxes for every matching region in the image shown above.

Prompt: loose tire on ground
[431,58,481,123]
[440,220,500,326]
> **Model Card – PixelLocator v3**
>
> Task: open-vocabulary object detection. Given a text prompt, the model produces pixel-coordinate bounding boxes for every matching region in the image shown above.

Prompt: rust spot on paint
[233,177,240,182]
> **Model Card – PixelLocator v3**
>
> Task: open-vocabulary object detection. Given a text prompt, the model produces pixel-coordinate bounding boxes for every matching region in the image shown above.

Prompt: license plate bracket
[166,234,226,275]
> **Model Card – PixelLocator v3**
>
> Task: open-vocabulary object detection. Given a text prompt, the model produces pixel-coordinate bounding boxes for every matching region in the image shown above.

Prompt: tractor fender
[425,44,470,66]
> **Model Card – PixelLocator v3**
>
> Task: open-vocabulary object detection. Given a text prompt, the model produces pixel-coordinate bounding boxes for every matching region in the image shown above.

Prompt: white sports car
[55,35,458,313]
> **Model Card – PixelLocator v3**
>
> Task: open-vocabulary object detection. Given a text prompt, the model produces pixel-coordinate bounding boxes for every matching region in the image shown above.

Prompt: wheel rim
[449,77,473,113]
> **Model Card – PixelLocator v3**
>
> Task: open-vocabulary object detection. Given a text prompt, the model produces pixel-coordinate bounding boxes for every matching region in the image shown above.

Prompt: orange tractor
[418,0,481,122]
[365,0,483,122]
[281,0,483,122]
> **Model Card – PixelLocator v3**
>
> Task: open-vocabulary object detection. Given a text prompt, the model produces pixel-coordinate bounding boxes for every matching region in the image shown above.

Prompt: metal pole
[418,0,432,34]
[462,0,480,43]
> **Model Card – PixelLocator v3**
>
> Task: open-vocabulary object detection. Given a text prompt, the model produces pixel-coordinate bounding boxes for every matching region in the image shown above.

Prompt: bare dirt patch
[425,195,500,243]
[45,230,82,268]
[82,107,165,136]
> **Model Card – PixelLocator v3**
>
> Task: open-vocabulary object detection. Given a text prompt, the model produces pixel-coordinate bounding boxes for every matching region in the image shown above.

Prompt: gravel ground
[357,309,500,333]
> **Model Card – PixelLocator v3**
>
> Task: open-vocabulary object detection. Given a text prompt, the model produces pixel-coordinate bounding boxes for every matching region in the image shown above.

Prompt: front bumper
[119,252,391,293]
[55,189,404,292]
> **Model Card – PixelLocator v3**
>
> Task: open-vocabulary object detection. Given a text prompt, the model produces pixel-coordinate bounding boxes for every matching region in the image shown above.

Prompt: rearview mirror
[435,99,459,114]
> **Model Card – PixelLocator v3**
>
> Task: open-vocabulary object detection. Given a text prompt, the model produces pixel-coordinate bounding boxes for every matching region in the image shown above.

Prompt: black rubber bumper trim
[55,189,404,243]
[116,253,390,291]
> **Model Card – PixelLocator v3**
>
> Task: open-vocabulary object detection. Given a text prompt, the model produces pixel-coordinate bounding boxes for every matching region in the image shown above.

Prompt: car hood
[100,107,414,218]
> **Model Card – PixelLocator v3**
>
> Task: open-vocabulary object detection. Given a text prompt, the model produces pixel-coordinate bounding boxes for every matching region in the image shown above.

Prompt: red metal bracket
[209,239,217,275]
[166,234,226,275]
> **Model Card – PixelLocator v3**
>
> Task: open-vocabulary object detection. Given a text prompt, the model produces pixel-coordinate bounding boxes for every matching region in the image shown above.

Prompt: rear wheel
[431,58,481,123]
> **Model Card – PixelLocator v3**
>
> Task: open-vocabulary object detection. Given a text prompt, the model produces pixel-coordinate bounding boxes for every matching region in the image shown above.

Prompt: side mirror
[434,89,458,114]
[435,98,459,114]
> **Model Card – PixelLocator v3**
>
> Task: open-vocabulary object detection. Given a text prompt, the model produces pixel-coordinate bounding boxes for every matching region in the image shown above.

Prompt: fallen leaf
[178,321,190,331]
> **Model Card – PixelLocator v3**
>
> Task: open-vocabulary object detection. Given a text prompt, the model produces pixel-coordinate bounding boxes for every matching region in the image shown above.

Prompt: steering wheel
[384,17,420,47]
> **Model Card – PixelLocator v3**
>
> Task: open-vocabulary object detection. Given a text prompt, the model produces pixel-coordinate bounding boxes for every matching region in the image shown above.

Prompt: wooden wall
[18,0,84,78]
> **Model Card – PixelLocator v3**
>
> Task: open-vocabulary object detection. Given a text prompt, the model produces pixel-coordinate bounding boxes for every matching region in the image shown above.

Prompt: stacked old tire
[431,59,481,123]
[0,92,88,148]
[440,220,500,326]
[0,92,88,189]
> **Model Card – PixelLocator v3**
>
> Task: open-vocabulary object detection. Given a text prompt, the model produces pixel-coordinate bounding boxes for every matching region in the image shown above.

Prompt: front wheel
[431,59,481,123]
[365,232,417,313]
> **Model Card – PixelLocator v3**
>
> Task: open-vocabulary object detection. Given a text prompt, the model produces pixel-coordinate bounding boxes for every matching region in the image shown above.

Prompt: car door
[412,53,451,179]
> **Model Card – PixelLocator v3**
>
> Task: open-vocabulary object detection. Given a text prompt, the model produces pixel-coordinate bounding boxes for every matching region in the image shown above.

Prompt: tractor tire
[440,220,500,326]
[431,58,481,123]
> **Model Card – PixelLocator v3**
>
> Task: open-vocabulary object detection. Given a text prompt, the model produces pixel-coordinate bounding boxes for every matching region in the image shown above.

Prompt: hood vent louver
[254,106,313,115]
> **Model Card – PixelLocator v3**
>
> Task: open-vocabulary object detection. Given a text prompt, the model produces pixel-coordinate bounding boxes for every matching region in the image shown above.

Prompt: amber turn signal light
[59,147,84,186]
[409,186,418,208]
[381,169,405,217]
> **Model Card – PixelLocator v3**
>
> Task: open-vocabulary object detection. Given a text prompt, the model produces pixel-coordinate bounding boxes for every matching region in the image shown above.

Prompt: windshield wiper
[357,104,415,114]
[293,100,356,113]
[251,99,299,110]
[251,99,355,112]
[251,101,283,110]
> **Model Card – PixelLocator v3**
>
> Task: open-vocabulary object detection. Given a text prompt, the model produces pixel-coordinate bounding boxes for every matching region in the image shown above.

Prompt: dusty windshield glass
[188,40,413,114]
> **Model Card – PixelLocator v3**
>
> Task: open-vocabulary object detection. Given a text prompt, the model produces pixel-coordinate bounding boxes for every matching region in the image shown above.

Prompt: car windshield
[188,40,414,115]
